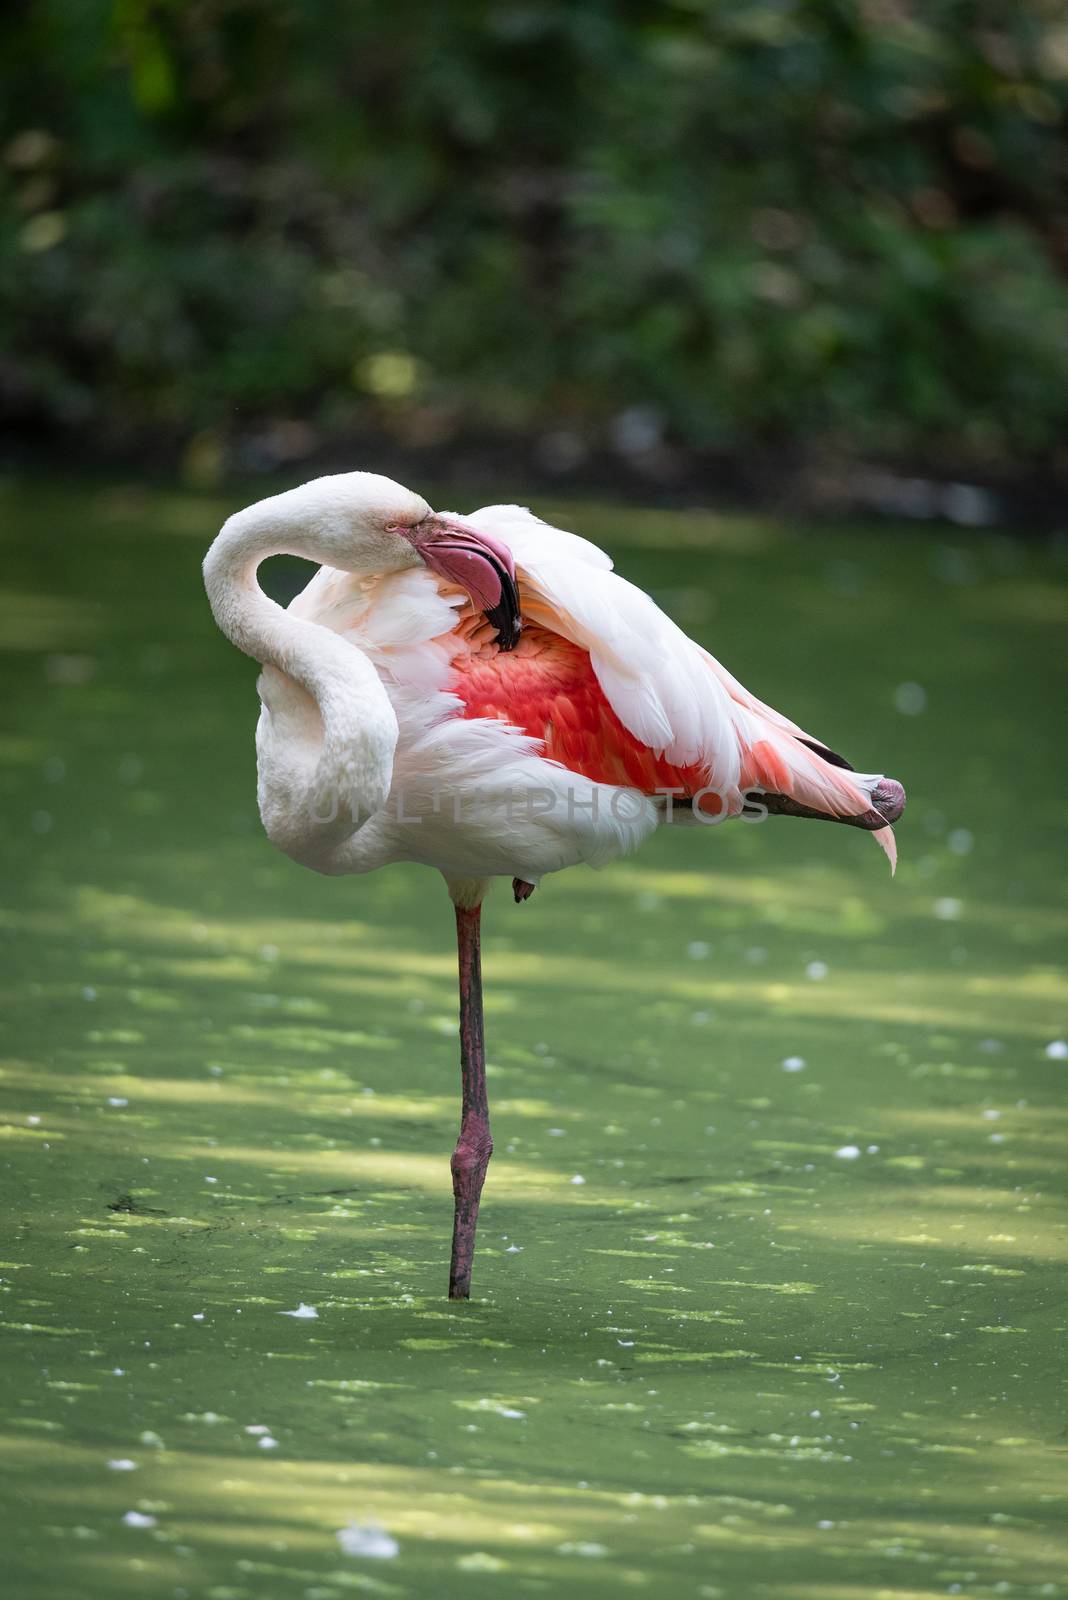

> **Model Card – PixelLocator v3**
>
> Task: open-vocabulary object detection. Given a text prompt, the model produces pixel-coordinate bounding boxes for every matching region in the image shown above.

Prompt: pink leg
[449,903,492,1299]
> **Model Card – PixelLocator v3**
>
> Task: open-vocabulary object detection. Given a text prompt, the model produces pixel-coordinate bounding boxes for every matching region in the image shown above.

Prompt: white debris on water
[257,1436,279,1449]
[782,1056,806,1072]
[570,1174,585,1185]
[336,1523,399,1559]
[805,961,829,981]
[1045,1040,1068,1060]
[834,1145,862,1160]
[122,1511,156,1528]
[933,897,963,921]
[279,1303,319,1318]
[107,1459,137,1471]
[457,1551,506,1572]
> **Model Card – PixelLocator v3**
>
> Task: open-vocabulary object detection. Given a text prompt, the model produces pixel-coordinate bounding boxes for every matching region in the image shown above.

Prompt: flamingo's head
[392,509,521,653]
[290,472,522,651]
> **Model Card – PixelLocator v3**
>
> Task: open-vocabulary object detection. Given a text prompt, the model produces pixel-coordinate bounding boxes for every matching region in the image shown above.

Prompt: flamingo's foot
[512,878,536,903]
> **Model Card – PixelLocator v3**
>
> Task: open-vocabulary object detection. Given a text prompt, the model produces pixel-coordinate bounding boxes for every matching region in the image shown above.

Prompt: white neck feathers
[203,504,398,858]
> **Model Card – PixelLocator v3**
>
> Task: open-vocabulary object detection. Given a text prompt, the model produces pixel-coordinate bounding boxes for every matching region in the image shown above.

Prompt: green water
[1,478,1066,1600]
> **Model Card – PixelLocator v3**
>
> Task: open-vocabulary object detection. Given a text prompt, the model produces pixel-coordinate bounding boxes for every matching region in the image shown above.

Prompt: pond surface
[1,477,1066,1600]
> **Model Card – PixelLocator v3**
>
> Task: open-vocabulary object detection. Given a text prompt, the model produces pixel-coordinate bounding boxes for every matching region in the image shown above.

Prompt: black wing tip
[799,737,855,771]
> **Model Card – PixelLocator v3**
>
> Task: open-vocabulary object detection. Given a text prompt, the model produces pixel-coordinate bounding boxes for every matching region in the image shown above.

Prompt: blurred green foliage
[2,0,1068,466]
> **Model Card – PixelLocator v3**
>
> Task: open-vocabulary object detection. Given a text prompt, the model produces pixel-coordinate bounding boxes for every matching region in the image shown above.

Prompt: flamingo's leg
[449,902,492,1299]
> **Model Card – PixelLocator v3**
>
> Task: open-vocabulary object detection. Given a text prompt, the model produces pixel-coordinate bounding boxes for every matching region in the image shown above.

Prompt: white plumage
[205,482,897,884]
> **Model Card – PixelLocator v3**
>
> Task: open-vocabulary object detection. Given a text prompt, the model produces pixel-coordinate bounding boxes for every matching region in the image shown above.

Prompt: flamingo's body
[204,474,904,1297]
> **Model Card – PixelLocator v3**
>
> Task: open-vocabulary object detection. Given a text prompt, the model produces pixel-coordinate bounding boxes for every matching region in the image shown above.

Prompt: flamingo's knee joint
[451,1135,493,1186]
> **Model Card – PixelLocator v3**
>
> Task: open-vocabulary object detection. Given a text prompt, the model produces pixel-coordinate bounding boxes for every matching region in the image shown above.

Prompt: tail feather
[872,825,898,875]
[735,712,879,820]
[727,697,902,873]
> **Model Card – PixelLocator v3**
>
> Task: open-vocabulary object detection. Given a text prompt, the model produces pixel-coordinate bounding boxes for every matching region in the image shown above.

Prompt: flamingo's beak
[406,513,522,650]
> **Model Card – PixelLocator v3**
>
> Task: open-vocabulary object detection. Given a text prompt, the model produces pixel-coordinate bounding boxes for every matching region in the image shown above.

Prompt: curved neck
[203,508,397,854]
[204,506,349,680]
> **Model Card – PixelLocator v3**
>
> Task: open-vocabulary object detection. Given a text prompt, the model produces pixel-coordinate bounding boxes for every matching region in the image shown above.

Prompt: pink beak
[406,513,522,650]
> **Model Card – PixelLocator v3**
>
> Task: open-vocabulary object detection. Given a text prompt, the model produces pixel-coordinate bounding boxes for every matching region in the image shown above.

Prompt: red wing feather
[452,623,710,798]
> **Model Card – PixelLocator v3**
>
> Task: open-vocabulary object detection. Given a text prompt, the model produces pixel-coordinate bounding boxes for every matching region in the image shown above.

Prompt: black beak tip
[488,608,521,651]
[486,570,522,651]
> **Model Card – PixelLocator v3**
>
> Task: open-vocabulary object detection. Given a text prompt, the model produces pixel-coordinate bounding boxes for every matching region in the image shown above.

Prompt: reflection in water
[0,479,1066,1596]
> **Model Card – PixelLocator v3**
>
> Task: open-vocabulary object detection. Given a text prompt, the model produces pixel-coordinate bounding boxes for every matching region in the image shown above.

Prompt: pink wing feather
[462,505,898,869]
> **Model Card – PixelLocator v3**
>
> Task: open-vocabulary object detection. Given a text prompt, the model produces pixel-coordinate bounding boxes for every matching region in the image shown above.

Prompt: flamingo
[203,472,905,1298]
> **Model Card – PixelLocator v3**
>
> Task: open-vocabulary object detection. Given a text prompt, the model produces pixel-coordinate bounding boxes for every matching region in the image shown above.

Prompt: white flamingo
[204,472,905,1297]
